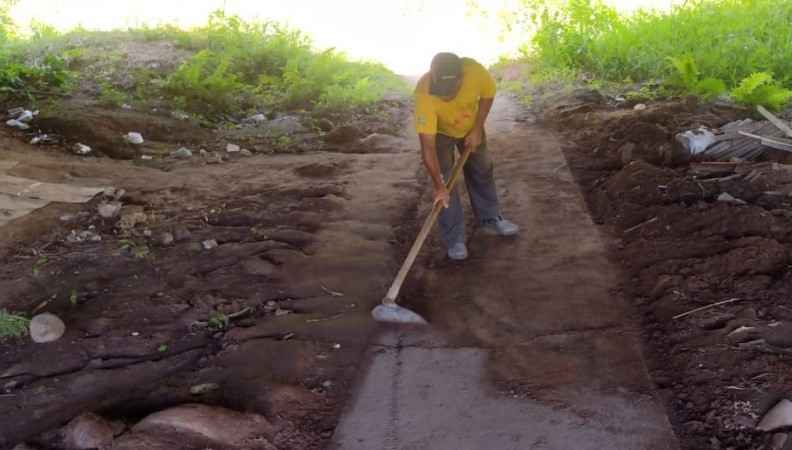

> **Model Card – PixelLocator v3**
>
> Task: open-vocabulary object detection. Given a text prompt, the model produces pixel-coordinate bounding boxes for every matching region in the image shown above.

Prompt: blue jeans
[435,132,502,247]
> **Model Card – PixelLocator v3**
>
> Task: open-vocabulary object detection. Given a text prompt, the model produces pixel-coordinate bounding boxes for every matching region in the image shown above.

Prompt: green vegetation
[118,238,150,259]
[0,10,405,120]
[0,308,29,339]
[209,314,229,330]
[508,0,792,110]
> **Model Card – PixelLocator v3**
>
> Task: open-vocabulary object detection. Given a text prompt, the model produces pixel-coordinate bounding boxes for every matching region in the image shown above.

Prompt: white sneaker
[482,216,519,235]
[447,242,468,260]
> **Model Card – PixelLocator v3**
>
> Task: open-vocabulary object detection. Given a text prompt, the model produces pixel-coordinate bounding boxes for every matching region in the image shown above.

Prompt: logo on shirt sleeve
[417,116,427,125]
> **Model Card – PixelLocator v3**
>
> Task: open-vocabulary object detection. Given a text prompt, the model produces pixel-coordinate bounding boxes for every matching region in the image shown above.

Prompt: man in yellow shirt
[413,52,518,261]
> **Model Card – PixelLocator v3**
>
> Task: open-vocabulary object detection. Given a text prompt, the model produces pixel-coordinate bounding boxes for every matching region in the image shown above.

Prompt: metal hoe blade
[371,303,427,325]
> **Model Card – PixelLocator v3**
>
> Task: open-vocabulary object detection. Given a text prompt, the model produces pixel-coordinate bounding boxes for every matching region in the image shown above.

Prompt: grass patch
[510,0,792,110]
[0,308,29,339]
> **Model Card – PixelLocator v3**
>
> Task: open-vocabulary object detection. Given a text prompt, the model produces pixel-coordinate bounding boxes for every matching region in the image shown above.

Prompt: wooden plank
[757,105,792,138]
[690,161,737,172]
[738,131,792,153]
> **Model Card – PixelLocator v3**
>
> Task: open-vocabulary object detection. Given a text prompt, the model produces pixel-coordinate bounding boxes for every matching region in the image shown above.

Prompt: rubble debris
[758,399,792,432]
[689,107,792,161]
[29,313,66,343]
[690,160,792,184]
[66,230,102,244]
[6,119,30,130]
[676,127,717,155]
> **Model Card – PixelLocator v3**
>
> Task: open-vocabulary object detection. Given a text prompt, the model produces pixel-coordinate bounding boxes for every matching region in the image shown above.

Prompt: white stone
[73,143,92,155]
[29,313,65,343]
[226,143,241,153]
[127,132,144,145]
[97,202,122,219]
[633,103,648,111]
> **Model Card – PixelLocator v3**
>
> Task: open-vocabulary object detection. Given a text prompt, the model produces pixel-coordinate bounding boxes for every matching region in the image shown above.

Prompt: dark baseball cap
[429,52,462,96]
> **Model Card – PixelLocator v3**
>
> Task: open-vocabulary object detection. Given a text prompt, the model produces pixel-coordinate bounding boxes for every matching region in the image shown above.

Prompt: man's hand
[433,185,450,208]
[464,127,483,152]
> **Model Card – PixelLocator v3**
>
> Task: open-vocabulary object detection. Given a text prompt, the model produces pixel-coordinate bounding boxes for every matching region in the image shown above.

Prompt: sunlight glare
[10,0,682,76]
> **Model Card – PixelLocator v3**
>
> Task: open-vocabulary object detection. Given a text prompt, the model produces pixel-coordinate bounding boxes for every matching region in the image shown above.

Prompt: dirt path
[0,116,423,449]
[331,97,679,449]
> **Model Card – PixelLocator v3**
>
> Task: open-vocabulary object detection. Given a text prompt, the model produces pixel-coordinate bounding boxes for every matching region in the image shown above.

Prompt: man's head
[430,52,463,101]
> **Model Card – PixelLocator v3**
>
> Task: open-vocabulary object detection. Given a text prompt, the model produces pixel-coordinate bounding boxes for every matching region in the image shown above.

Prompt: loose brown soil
[545,91,792,450]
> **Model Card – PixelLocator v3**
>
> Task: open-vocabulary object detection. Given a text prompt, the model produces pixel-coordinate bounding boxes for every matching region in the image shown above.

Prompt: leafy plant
[0,309,29,339]
[32,257,49,277]
[69,290,79,305]
[730,72,792,111]
[118,238,150,259]
[666,55,726,100]
[158,343,168,352]
[209,314,229,330]
[98,81,126,106]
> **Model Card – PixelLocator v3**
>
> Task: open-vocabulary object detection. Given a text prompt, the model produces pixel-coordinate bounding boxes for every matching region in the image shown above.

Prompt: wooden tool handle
[383,145,475,304]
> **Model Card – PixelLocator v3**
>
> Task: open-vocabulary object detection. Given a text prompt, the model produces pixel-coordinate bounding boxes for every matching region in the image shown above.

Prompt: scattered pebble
[171,147,193,159]
[126,132,144,144]
[141,155,153,160]
[173,226,191,242]
[226,144,241,153]
[239,149,252,157]
[332,343,341,349]
[158,232,175,245]
[72,143,92,155]
[634,103,648,111]
[203,239,218,250]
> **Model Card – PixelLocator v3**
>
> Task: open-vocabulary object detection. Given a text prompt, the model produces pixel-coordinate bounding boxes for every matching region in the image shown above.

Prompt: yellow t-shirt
[413,57,496,138]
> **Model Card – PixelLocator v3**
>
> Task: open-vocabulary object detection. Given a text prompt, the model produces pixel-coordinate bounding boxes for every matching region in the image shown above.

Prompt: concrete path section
[331,97,679,450]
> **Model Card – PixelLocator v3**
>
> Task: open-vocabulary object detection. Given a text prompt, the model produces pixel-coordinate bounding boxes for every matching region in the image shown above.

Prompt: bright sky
[10,0,680,75]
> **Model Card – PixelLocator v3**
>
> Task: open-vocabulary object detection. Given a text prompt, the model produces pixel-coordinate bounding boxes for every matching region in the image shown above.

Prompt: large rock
[133,404,274,446]
[29,313,65,343]
[62,412,114,450]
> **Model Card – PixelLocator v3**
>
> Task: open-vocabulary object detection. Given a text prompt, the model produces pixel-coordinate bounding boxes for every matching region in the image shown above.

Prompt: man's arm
[464,96,494,150]
[419,133,450,208]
